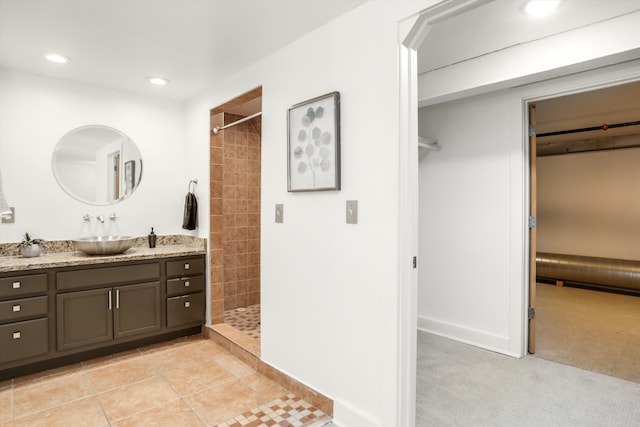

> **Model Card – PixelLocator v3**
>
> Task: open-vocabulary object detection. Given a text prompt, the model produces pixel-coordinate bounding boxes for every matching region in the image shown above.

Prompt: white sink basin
[74,236,136,255]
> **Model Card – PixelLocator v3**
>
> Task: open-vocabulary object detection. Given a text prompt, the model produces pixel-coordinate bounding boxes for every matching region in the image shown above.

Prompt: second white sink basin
[74,236,136,255]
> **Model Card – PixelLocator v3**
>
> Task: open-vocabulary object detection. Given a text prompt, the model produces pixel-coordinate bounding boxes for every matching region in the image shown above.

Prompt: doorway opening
[209,86,262,355]
[528,80,640,383]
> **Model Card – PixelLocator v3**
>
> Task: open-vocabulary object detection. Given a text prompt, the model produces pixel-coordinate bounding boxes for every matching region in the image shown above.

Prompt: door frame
[522,71,640,355]
[396,2,491,425]
[528,103,537,354]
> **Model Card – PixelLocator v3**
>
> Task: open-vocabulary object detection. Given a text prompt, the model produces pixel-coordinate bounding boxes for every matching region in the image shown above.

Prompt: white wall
[418,59,640,357]
[185,2,430,425]
[0,71,187,242]
[538,148,640,260]
[418,90,523,356]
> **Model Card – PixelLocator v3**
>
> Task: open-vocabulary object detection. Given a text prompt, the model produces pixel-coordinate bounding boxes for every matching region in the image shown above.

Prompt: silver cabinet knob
[184,281,190,287]
[184,263,190,270]
[12,281,21,289]
[184,301,190,308]
[13,304,21,312]
[13,331,21,339]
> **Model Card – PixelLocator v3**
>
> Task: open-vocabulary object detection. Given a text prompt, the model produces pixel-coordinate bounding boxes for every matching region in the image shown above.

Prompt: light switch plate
[346,200,358,224]
[275,204,284,223]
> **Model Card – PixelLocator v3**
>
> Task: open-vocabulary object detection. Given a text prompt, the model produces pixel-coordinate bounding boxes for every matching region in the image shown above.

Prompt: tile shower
[210,102,261,332]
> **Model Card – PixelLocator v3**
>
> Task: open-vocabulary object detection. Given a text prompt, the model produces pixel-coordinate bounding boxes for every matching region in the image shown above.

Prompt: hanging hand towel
[0,171,11,217]
[182,192,198,230]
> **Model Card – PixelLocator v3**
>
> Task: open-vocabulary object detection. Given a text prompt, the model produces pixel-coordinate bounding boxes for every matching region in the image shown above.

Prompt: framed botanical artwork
[287,91,340,192]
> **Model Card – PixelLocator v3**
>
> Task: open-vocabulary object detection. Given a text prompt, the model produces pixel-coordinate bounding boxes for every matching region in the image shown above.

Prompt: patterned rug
[224,304,261,340]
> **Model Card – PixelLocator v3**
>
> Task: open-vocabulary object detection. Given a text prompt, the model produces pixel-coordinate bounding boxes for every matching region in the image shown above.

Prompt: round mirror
[52,125,143,205]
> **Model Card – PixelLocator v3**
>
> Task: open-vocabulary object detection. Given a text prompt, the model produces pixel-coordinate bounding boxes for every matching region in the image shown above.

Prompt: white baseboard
[418,315,520,358]
[333,400,380,427]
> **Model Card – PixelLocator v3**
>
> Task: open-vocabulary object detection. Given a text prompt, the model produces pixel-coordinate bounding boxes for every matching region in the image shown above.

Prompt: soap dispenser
[148,227,157,248]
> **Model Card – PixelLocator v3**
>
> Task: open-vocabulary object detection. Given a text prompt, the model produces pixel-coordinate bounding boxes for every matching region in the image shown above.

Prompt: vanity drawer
[0,296,48,323]
[166,257,205,278]
[0,274,48,299]
[166,292,205,328]
[57,263,160,290]
[166,275,205,297]
[0,318,49,364]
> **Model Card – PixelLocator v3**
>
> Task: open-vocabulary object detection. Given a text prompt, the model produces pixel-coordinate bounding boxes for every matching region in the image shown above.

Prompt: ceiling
[0,0,365,102]
[417,0,640,74]
[416,0,640,156]
[535,81,640,156]
[3,0,640,137]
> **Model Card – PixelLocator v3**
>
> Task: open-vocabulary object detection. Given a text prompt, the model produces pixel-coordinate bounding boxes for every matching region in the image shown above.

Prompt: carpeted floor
[536,282,640,383]
[416,331,640,426]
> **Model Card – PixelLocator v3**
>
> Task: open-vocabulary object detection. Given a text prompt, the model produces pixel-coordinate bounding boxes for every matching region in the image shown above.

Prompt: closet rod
[212,111,262,135]
[537,120,640,138]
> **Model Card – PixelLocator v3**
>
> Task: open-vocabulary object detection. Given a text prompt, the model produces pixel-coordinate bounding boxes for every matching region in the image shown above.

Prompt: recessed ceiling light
[525,0,560,17]
[147,77,169,86]
[45,53,71,63]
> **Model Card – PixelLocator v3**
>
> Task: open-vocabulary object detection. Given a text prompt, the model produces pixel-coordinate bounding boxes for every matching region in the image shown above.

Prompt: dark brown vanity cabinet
[0,274,49,365]
[166,257,205,329]
[1,253,205,380]
[56,263,161,351]
[56,282,161,351]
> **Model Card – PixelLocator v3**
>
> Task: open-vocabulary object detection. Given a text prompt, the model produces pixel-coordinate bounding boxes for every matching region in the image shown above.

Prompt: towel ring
[188,179,197,193]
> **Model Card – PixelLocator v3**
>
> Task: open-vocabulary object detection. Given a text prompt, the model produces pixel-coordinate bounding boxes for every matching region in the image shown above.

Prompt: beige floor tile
[85,356,157,392]
[98,377,179,422]
[144,342,224,374]
[137,337,192,355]
[214,353,255,378]
[233,335,260,356]
[178,338,229,359]
[12,363,83,386]
[12,396,108,427]
[80,349,140,368]
[185,380,262,426]
[163,361,236,397]
[13,371,93,417]
[240,373,287,400]
[112,398,205,427]
[0,386,11,423]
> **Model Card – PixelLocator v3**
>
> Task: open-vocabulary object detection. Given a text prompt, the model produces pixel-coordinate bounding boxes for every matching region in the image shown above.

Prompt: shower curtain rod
[211,111,262,135]
[537,120,640,138]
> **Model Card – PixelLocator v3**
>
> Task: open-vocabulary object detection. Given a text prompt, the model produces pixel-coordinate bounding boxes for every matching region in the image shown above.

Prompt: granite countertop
[0,235,207,273]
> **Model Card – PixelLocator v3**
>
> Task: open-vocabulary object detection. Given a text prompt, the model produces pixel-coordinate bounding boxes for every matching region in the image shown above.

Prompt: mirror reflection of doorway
[530,81,640,383]
[108,152,121,202]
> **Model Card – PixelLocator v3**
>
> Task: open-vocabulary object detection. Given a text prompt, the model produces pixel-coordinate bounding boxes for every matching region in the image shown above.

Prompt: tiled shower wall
[210,112,261,323]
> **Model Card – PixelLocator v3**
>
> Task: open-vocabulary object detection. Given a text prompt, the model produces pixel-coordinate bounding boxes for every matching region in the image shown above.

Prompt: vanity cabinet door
[114,282,161,339]
[57,289,113,351]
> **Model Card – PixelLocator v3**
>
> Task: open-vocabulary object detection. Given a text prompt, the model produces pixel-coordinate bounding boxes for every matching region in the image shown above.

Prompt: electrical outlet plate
[346,200,358,224]
[275,204,284,223]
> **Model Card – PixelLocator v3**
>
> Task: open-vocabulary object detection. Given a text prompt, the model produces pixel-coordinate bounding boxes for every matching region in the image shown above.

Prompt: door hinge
[529,124,536,137]
[528,307,535,320]
[528,216,537,229]
[412,256,417,269]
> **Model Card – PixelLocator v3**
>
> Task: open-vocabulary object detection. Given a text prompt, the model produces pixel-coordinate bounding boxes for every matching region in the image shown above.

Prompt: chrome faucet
[97,214,104,223]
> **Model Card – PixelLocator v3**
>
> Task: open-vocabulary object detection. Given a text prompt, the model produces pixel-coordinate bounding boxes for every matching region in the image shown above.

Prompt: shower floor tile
[225,304,261,340]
